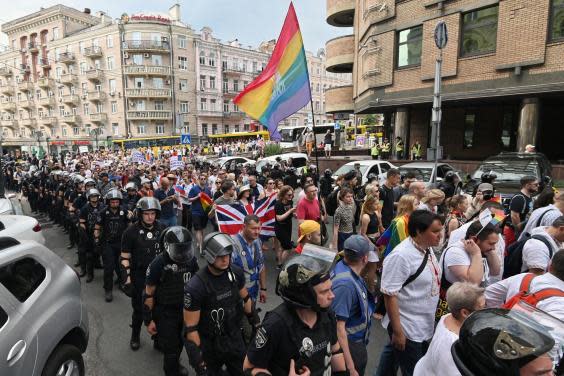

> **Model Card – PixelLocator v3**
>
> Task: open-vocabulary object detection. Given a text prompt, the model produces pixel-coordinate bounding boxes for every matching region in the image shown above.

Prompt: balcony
[326,0,355,27]
[19,99,35,109]
[38,97,56,107]
[198,110,223,118]
[90,113,107,123]
[125,88,171,98]
[223,111,245,118]
[0,102,16,112]
[0,85,14,95]
[21,118,37,127]
[0,119,17,128]
[28,42,39,54]
[18,81,34,92]
[123,40,170,52]
[63,114,80,124]
[222,67,246,76]
[325,85,354,114]
[123,65,171,76]
[41,116,57,126]
[60,73,78,85]
[87,91,106,102]
[83,46,103,58]
[223,90,239,98]
[0,67,12,77]
[325,35,354,73]
[62,94,80,104]
[40,58,50,69]
[127,110,172,120]
[85,69,103,81]
[38,77,54,88]
[58,52,76,64]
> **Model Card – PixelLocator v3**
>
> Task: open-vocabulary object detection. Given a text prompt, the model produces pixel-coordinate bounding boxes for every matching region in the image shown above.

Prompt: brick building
[325,0,564,161]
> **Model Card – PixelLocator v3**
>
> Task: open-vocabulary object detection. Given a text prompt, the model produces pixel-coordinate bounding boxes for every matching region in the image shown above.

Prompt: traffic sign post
[180,134,191,144]
[431,21,447,183]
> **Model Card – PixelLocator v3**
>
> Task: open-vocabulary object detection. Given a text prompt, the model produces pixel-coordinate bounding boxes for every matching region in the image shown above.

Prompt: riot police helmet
[276,244,336,311]
[324,168,333,176]
[124,182,138,191]
[451,307,558,376]
[84,178,96,188]
[481,171,497,184]
[367,173,378,183]
[136,197,161,212]
[160,226,194,264]
[73,175,85,185]
[105,189,123,202]
[86,188,101,200]
[444,170,456,183]
[202,232,236,264]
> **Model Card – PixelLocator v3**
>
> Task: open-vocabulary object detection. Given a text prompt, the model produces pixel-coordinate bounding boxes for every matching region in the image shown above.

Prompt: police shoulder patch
[184,293,192,308]
[255,326,268,349]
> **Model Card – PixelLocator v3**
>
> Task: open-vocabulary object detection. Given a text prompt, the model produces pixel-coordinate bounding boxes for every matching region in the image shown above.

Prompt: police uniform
[246,302,338,376]
[121,221,167,339]
[78,202,103,277]
[98,206,129,292]
[331,259,375,375]
[184,265,247,375]
[146,253,199,376]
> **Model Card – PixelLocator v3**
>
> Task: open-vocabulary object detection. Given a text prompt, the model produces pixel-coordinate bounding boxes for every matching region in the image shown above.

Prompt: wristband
[260,288,267,291]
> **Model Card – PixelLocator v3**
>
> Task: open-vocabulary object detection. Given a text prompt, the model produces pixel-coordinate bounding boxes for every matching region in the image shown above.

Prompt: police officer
[283,167,299,190]
[331,236,376,376]
[395,136,404,160]
[144,226,199,376]
[78,188,103,282]
[96,189,129,302]
[121,197,166,350]
[183,232,259,376]
[381,138,391,160]
[123,182,140,215]
[69,176,86,257]
[438,171,457,200]
[244,246,347,376]
[319,169,334,201]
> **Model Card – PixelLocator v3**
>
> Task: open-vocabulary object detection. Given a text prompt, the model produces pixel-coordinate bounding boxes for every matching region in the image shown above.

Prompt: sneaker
[104,290,113,302]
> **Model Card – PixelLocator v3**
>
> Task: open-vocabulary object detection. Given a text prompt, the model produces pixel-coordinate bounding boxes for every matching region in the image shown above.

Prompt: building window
[178,56,188,70]
[200,98,207,110]
[315,101,320,112]
[209,76,216,89]
[112,123,119,135]
[199,51,206,65]
[223,77,229,92]
[106,35,113,48]
[179,79,188,91]
[396,25,423,68]
[153,77,163,89]
[461,6,499,57]
[53,27,59,40]
[550,0,564,41]
[109,79,116,94]
[154,100,164,110]
[501,109,516,150]
[134,78,144,88]
[233,80,239,92]
[111,101,118,113]
[225,125,229,133]
[222,60,228,70]
[223,100,229,112]
[235,124,240,132]
[210,99,216,111]
[202,123,208,135]
[212,124,217,134]
[83,103,89,115]
[209,52,216,67]
[156,124,165,134]
[133,54,143,65]
[181,124,189,134]
[178,35,186,48]
[137,124,146,134]
[244,123,250,131]
[463,113,476,148]
[73,127,80,136]
[62,127,67,136]
[106,56,114,70]
[180,101,189,113]
[200,75,206,89]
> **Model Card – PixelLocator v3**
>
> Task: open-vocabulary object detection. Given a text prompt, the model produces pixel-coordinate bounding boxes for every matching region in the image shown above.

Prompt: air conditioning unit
[143,53,150,58]
[165,80,171,85]
[123,53,129,59]
[129,102,135,107]
[161,37,168,42]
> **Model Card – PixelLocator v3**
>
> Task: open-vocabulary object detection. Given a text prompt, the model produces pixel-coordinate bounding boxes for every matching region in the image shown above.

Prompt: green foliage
[264,143,283,156]
[364,114,377,125]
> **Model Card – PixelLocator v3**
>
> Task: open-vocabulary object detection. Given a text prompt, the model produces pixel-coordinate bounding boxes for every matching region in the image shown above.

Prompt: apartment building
[325,0,564,161]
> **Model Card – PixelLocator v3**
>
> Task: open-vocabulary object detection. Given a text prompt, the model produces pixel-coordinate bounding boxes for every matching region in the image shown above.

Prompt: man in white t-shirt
[521,217,564,274]
[440,221,501,287]
[485,249,564,321]
[518,194,564,241]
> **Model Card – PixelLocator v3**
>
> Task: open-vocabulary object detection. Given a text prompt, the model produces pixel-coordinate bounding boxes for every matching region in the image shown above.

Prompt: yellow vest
[396,141,404,152]
[412,144,422,156]
[371,145,379,156]
[381,143,390,152]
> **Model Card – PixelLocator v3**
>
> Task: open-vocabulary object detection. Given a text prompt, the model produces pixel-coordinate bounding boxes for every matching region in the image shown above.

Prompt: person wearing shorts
[305,128,315,158]
[324,129,333,158]
[188,174,212,254]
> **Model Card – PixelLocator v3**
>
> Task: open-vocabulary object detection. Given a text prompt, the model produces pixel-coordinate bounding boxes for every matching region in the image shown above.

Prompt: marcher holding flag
[188,174,212,255]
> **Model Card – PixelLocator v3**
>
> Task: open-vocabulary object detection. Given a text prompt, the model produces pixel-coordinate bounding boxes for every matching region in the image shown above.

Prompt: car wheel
[42,344,84,376]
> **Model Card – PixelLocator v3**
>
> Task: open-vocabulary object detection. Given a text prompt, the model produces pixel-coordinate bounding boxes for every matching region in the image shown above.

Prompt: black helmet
[86,188,101,200]
[451,308,556,376]
[324,169,332,176]
[136,197,161,212]
[367,173,378,182]
[276,244,336,312]
[202,232,236,264]
[125,182,138,191]
[481,171,497,183]
[160,226,194,264]
[444,170,456,183]
[105,189,123,203]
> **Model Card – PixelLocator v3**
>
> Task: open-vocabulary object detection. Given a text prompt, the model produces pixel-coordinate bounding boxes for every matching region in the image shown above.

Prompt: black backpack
[325,188,340,216]
[503,234,554,279]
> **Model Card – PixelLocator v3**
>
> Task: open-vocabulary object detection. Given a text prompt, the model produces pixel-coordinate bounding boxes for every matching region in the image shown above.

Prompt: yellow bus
[345,125,383,141]
[112,135,185,151]
[208,130,270,142]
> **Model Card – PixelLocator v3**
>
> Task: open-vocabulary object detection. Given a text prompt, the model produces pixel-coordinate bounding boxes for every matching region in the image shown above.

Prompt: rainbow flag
[489,208,506,226]
[200,192,214,213]
[234,3,311,140]
[490,194,502,204]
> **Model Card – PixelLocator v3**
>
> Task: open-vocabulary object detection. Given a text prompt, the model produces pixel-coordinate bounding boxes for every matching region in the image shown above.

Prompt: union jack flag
[216,194,277,237]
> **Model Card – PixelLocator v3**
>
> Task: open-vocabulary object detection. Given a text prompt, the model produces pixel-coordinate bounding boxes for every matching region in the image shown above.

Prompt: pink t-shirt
[296,197,320,222]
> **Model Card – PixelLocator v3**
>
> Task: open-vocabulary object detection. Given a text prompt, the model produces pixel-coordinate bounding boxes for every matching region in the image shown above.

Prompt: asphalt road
[20,198,389,376]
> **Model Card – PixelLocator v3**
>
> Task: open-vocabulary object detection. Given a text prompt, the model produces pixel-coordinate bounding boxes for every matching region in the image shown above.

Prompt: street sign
[434,21,448,49]
[180,134,191,144]
[334,121,340,130]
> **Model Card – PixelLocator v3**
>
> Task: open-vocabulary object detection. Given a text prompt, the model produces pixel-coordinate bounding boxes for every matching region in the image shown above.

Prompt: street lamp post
[32,130,43,157]
[90,128,102,151]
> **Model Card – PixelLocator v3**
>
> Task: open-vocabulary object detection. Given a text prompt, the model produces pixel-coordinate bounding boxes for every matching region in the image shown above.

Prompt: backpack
[325,188,340,216]
[502,273,564,309]
[502,234,555,279]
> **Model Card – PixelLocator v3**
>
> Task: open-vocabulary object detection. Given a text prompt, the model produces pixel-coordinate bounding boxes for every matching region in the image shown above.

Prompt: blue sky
[0,0,352,52]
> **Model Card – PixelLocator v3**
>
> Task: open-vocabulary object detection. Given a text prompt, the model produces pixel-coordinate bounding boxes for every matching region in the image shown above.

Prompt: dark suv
[465,152,552,208]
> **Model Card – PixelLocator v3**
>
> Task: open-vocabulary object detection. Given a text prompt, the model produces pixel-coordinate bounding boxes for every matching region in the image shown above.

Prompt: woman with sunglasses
[264,179,278,197]
[274,185,296,268]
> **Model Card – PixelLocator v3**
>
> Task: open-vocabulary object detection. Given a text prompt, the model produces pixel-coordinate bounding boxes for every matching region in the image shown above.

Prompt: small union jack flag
[216,194,277,237]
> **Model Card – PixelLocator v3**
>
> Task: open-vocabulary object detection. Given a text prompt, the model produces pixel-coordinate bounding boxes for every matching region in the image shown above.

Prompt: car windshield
[399,167,432,182]
[472,159,539,181]
[279,129,295,143]
[334,164,369,176]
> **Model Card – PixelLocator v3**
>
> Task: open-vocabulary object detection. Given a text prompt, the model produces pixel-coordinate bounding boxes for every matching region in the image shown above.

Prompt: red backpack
[502,273,564,309]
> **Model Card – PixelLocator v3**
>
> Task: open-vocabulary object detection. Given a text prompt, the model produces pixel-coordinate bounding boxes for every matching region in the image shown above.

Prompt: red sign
[130,14,171,24]
[72,140,91,145]
[50,141,65,145]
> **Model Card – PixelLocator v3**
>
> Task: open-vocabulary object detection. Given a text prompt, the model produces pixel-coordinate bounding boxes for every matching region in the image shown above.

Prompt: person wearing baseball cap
[295,220,322,254]
[330,235,376,376]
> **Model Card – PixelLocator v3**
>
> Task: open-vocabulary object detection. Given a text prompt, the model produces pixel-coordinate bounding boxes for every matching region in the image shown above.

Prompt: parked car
[0,194,16,215]
[399,162,464,190]
[464,152,552,208]
[256,153,309,174]
[0,215,45,245]
[333,160,397,185]
[212,156,256,170]
[0,237,89,376]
